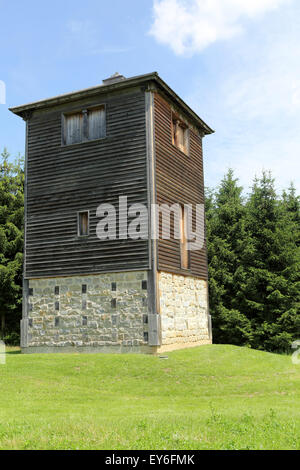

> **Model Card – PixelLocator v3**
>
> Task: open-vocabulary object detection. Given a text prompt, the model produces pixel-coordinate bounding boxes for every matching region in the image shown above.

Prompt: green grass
[0,344,299,449]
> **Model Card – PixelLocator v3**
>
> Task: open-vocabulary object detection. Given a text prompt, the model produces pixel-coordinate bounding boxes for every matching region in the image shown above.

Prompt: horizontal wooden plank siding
[25,87,149,278]
[153,92,208,279]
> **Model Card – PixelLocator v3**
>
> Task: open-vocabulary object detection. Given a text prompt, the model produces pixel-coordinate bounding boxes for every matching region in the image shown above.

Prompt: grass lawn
[0,344,299,450]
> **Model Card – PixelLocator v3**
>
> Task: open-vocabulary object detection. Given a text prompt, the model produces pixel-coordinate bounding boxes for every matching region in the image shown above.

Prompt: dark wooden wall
[153,92,208,279]
[25,87,149,278]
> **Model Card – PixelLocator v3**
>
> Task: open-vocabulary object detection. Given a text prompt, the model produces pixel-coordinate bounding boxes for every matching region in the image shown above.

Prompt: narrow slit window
[172,116,189,154]
[78,211,89,237]
[180,205,190,270]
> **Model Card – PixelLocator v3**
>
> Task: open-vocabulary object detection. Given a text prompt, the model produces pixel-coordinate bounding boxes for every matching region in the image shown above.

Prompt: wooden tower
[10,72,214,353]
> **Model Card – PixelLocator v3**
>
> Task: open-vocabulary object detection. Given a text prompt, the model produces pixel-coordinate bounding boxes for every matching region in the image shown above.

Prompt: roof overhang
[9,72,214,135]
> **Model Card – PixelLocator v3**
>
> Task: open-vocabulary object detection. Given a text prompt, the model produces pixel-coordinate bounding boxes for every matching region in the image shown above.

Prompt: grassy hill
[0,344,299,450]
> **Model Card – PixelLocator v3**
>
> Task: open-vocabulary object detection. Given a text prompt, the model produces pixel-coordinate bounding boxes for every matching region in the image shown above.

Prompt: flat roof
[9,72,214,135]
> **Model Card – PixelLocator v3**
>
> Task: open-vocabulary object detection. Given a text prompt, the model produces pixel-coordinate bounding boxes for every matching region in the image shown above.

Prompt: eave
[9,72,214,135]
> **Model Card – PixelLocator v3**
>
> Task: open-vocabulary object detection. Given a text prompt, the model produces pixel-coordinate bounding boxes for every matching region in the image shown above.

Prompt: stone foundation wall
[158,272,211,350]
[24,271,149,351]
[22,270,211,354]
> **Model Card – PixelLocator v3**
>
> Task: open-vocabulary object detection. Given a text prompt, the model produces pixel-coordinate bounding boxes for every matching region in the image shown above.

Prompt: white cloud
[224,32,300,119]
[182,1,300,193]
[149,0,291,55]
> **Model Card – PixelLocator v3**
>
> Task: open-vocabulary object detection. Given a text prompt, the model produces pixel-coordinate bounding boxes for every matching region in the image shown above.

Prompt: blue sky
[0,0,299,193]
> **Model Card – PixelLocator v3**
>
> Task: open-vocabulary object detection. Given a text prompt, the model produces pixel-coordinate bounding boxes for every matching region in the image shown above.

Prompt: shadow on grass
[5,347,21,355]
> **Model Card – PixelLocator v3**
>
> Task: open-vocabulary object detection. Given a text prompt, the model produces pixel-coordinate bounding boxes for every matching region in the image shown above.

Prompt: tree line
[0,149,299,351]
[206,169,300,352]
[0,149,24,344]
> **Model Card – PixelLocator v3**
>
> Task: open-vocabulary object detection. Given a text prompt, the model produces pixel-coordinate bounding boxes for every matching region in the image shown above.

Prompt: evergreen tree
[237,172,300,352]
[282,183,300,247]
[206,170,252,346]
[0,148,24,342]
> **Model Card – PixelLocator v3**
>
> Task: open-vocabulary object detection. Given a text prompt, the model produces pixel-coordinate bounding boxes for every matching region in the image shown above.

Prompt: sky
[0,0,299,194]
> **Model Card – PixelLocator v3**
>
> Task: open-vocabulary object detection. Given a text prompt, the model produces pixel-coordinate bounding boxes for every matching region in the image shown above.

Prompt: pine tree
[0,148,24,342]
[282,183,300,247]
[206,169,252,345]
[237,172,300,352]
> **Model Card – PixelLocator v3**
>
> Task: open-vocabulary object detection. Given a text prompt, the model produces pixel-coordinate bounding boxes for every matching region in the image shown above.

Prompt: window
[65,112,83,145]
[88,107,106,140]
[63,106,105,145]
[78,211,89,237]
[180,205,190,270]
[172,115,189,154]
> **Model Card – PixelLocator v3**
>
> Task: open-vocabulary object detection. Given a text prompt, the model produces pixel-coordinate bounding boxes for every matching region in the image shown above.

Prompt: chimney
[102,72,126,86]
